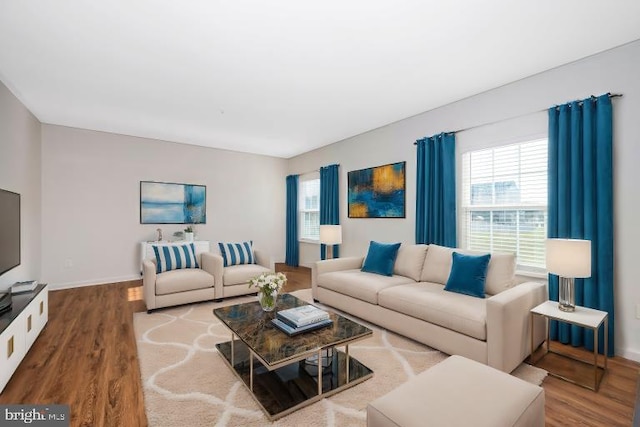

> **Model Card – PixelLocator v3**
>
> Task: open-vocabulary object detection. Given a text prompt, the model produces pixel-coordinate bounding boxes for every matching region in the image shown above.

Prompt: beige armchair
[143,251,217,312]
[210,249,271,301]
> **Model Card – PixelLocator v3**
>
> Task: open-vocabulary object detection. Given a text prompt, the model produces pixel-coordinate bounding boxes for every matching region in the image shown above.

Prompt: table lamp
[320,225,342,259]
[545,238,592,312]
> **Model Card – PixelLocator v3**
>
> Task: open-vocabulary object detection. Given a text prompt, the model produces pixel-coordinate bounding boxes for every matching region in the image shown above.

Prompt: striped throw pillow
[218,241,255,267]
[152,243,199,274]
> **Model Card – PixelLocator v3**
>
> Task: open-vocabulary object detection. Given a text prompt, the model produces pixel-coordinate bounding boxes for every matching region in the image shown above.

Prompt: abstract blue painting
[348,162,405,218]
[140,181,206,224]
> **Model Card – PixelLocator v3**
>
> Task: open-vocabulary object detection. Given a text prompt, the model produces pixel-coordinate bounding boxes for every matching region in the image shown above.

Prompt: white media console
[0,284,48,393]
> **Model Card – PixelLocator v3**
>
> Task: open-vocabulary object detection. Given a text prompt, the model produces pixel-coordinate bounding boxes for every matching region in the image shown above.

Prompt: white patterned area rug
[134,289,547,426]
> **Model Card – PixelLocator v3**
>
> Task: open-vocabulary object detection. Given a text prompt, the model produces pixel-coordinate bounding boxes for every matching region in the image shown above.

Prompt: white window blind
[460,139,548,272]
[299,177,320,242]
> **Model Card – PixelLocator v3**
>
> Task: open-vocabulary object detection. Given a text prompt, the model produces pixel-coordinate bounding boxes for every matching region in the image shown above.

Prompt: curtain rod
[412,93,623,144]
[295,163,341,177]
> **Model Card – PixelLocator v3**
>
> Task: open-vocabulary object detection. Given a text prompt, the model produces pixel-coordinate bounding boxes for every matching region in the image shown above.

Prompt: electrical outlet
[64,258,73,269]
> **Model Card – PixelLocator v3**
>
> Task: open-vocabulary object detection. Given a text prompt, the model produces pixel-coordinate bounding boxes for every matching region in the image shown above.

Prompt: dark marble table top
[213,293,372,367]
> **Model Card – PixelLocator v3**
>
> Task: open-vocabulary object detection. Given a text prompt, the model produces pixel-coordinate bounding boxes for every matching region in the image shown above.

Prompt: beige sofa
[313,244,547,373]
[209,248,271,301]
[143,246,217,312]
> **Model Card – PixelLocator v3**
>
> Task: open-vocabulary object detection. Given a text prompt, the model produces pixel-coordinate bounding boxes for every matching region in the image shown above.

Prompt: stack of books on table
[272,305,332,336]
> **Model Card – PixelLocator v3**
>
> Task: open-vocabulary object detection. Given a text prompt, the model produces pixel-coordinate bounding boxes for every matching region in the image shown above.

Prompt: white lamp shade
[319,225,342,245]
[546,239,592,278]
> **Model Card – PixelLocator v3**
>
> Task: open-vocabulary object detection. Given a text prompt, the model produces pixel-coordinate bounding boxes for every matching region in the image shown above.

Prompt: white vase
[185,232,194,242]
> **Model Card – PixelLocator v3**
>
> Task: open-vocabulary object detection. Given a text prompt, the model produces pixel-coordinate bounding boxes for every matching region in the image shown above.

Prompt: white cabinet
[0,284,48,393]
[25,289,48,351]
[0,316,26,392]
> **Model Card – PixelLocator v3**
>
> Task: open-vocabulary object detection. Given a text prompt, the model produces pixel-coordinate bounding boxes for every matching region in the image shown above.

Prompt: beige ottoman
[367,355,545,427]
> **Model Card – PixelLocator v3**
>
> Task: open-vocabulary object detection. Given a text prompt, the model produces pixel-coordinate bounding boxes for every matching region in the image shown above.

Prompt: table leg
[604,317,608,371]
[594,326,598,390]
[317,349,322,396]
[231,332,234,367]
[546,317,550,353]
[530,312,534,361]
[250,352,254,392]
[346,344,350,384]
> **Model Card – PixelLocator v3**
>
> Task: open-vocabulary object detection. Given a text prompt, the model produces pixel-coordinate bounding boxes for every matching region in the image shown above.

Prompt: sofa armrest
[200,252,217,277]
[312,256,364,298]
[254,249,270,269]
[486,281,547,373]
[142,259,157,311]
[205,252,225,299]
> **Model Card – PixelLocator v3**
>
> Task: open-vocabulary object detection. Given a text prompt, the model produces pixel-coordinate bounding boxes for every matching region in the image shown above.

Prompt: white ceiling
[1,1,639,158]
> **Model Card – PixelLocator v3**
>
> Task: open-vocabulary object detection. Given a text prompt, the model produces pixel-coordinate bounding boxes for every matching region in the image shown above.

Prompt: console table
[0,284,48,393]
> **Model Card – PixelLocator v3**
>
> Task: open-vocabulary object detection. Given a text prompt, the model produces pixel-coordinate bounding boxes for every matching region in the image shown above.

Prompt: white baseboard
[48,274,141,290]
[617,346,640,363]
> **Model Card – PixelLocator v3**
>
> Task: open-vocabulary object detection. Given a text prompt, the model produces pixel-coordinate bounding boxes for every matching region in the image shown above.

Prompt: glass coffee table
[213,293,373,420]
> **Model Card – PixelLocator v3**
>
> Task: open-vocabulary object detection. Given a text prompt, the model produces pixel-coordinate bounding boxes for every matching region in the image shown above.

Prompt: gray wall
[288,40,640,361]
[40,125,287,287]
[0,80,41,288]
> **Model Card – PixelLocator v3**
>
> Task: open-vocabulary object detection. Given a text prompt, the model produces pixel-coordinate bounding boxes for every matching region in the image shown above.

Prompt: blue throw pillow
[444,252,491,298]
[152,243,199,274]
[218,241,255,267]
[361,241,402,276]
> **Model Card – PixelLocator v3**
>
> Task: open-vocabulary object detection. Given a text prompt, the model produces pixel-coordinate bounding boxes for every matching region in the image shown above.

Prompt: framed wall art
[140,181,206,224]
[348,161,406,218]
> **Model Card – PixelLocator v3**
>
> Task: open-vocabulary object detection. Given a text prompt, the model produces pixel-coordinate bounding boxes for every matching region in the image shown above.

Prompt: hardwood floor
[0,281,148,427]
[275,262,312,293]
[1,269,638,426]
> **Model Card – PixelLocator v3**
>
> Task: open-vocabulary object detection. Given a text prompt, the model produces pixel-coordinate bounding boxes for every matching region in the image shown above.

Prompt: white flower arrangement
[249,272,287,310]
[249,272,287,294]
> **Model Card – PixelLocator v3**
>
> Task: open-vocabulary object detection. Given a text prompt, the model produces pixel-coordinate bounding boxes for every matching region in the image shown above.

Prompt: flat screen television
[0,188,20,276]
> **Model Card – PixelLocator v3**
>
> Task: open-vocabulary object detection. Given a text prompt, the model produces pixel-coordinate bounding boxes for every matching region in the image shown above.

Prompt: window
[299,176,320,242]
[460,139,548,273]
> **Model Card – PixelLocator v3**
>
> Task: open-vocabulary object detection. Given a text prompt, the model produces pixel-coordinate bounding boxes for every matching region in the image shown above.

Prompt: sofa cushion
[218,241,255,267]
[362,241,402,276]
[223,264,271,286]
[378,282,487,340]
[420,244,516,295]
[155,268,213,295]
[444,252,491,299]
[317,270,414,304]
[482,252,516,295]
[420,244,455,284]
[152,243,199,273]
[393,244,428,281]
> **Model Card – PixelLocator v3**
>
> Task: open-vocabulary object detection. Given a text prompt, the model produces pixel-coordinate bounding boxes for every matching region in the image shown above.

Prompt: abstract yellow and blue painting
[348,162,405,218]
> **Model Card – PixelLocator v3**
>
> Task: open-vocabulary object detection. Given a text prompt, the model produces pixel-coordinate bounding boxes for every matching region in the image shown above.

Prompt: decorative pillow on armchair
[361,241,402,276]
[152,243,199,274]
[444,252,491,298]
[218,241,255,267]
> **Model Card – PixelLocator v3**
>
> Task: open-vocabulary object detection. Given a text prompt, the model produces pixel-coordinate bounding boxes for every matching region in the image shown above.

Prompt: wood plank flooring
[0,268,638,426]
[0,281,147,427]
